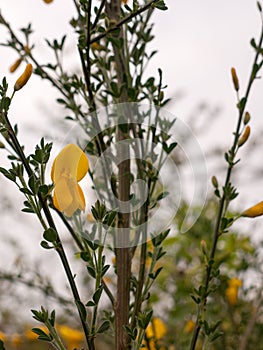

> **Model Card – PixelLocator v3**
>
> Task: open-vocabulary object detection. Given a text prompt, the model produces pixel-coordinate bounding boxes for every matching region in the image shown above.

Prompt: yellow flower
[226,278,242,305]
[241,201,263,218]
[51,144,89,217]
[57,324,84,349]
[143,317,167,350]
[14,63,33,91]
[43,0,54,3]
[146,317,167,340]
[228,277,242,288]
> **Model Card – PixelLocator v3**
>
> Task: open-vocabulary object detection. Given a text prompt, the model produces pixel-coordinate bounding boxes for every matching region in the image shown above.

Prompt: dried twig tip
[231,67,239,91]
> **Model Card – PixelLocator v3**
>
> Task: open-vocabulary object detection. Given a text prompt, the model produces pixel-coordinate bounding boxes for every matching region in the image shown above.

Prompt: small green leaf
[75,300,87,322]
[87,266,96,278]
[153,0,168,10]
[97,320,110,333]
[93,286,103,305]
[40,241,53,249]
[86,300,95,307]
[31,328,51,342]
[43,228,58,243]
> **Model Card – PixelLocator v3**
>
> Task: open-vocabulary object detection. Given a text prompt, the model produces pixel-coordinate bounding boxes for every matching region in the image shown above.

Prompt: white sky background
[0,0,263,305]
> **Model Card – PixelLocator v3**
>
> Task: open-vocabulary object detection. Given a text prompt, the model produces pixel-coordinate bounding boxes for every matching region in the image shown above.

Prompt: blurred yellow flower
[51,144,89,217]
[226,278,242,305]
[143,317,167,350]
[0,331,6,341]
[57,324,84,349]
[9,58,22,73]
[184,319,195,333]
[43,0,54,3]
[11,334,22,348]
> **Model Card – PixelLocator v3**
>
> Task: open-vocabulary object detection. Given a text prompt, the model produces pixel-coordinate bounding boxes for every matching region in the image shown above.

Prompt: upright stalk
[189,22,263,350]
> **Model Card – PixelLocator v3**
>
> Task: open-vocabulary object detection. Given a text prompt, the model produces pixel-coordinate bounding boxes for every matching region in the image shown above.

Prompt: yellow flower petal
[51,144,89,183]
[51,144,89,216]
[54,178,73,211]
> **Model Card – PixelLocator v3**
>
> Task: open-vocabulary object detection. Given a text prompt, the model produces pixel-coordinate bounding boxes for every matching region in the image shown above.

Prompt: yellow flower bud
[9,58,22,73]
[231,67,239,91]
[238,125,250,147]
[14,63,33,91]
[243,111,251,125]
[43,0,53,3]
[241,201,263,218]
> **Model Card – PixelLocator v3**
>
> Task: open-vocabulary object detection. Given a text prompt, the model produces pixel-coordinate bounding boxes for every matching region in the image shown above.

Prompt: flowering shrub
[0,1,263,350]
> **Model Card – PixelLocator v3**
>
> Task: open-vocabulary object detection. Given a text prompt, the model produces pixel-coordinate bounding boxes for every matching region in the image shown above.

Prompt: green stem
[45,320,66,350]
[189,22,263,350]
[3,112,93,350]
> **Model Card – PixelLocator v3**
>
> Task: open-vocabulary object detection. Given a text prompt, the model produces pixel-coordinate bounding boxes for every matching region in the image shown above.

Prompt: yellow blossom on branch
[14,63,33,91]
[51,144,89,217]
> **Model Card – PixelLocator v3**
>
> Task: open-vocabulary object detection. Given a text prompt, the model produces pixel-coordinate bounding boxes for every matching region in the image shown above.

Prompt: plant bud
[24,45,31,54]
[9,58,22,73]
[159,91,164,101]
[14,63,33,91]
[231,67,239,91]
[241,201,263,218]
[238,126,250,147]
[200,240,207,255]
[243,111,251,125]
[211,175,218,188]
